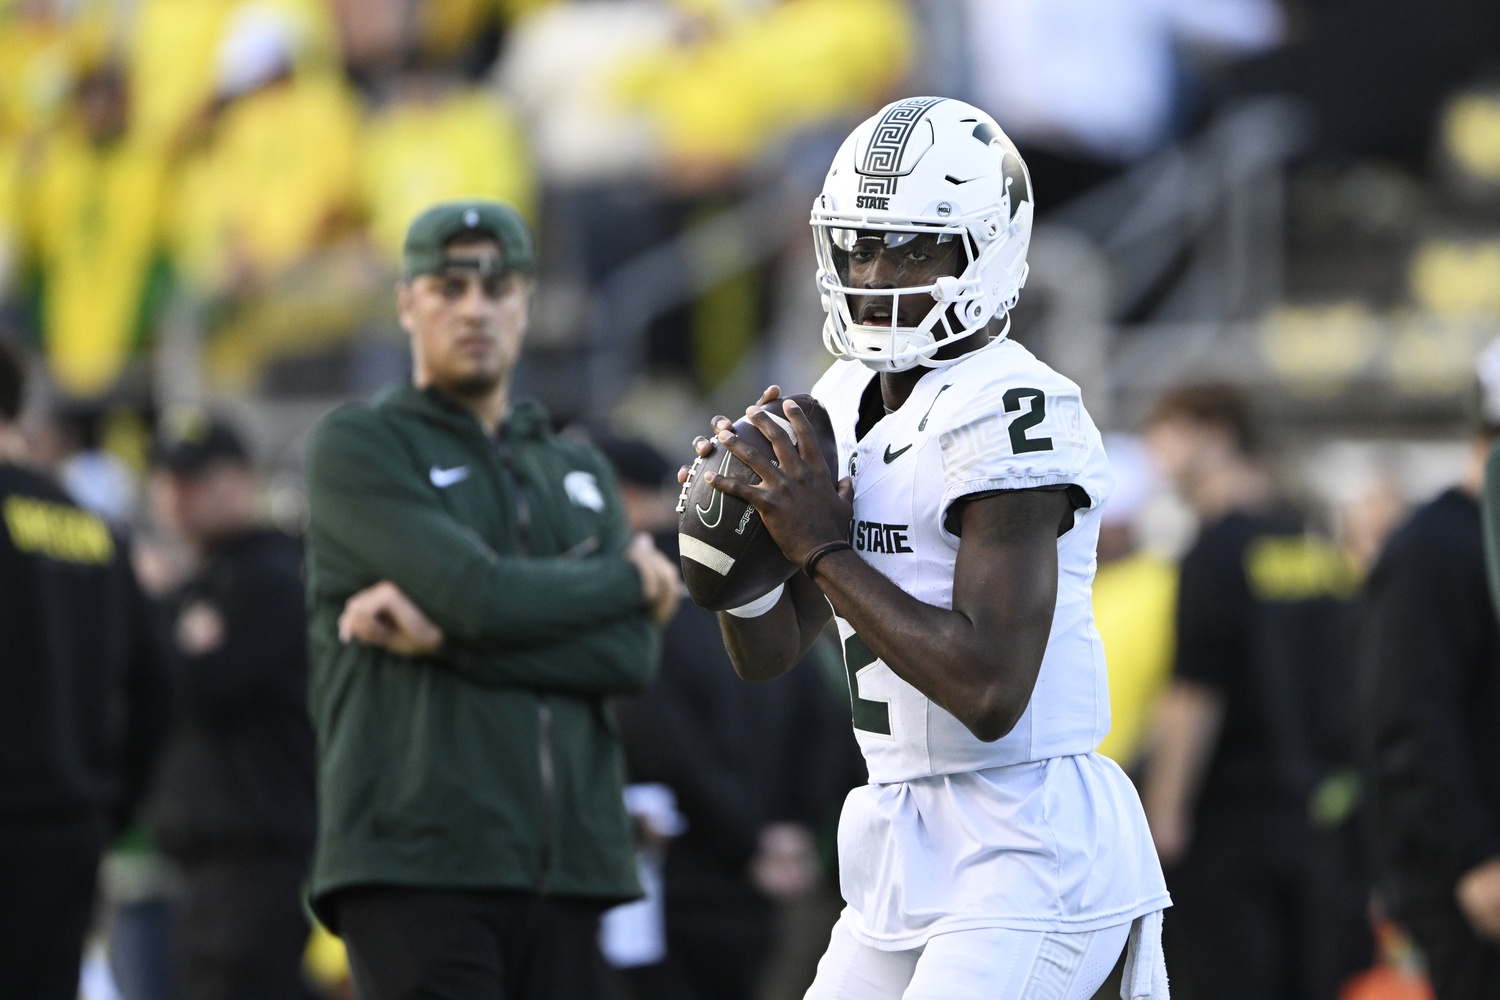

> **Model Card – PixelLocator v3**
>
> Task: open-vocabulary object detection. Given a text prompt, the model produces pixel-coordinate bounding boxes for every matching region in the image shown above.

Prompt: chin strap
[905,312,1010,371]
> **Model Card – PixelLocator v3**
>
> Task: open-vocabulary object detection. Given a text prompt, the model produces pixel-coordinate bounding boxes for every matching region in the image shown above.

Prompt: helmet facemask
[813,217,1009,373]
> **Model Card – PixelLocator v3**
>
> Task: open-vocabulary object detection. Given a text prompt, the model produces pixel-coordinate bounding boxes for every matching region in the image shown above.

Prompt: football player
[683,98,1170,999]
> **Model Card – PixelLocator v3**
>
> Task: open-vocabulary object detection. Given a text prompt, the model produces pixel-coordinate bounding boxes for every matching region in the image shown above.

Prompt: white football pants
[804,914,1131,1000]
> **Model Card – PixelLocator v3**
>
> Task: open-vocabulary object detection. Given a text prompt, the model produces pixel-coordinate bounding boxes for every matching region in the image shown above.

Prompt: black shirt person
[1142,384,1370,1000]
[0,337,170,1000]
[1359,370,1500,999]
[145,412,317,1000]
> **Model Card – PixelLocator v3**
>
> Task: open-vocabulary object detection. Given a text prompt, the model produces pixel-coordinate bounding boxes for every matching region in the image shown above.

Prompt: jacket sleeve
[434,452,660,695]
[1362,539,1500,882]
[437,614,659,697]
[306,407,645,649]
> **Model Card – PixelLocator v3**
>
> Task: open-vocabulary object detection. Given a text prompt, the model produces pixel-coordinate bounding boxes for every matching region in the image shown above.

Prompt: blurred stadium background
[3,0,1497,533]
[4,0,1500,995]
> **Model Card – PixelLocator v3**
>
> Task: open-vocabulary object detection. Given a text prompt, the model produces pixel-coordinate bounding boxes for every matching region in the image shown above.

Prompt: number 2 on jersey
[1002,387,1053,454]
[841,631,892,736]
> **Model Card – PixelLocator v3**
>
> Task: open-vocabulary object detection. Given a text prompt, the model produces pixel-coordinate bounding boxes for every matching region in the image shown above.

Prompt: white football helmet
[811,97,1034,373]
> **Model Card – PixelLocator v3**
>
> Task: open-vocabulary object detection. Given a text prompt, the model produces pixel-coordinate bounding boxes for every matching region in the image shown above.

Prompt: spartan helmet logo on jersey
[811,97,1034,373]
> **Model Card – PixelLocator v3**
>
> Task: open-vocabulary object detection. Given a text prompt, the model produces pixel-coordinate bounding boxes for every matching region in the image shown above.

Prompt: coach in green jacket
[303,200,680,999]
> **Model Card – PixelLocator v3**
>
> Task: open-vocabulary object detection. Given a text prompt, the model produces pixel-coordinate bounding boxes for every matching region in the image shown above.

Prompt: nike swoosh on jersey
[694,451,735,528]
[883,443,912,464]
[917,384,953,431]
[429,465,471,488]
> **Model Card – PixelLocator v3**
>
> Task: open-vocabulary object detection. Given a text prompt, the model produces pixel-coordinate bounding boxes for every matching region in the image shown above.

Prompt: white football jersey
[810,338,1114,784]
[808,338,1170,948]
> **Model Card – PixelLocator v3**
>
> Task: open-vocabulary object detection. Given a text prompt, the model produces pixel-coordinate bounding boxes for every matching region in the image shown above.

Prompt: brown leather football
[675,394,840,612]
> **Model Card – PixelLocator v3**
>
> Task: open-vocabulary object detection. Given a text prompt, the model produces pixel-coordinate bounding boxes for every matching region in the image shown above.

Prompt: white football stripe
[678,534,736,576]
[763,411,798,444]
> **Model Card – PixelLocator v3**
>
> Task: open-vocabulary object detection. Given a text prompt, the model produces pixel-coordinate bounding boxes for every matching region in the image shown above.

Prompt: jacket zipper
[495,433,553,894]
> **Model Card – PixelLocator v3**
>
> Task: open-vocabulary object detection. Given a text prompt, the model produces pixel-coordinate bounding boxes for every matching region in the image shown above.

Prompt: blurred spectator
[0,0,78,140]
[329,0,512,78]
[967,0,1283,206]
[128,0,341,150]
[1357,350,1500,999]
[169,3,359,296]
[145,409,317,1000]
[500,0,910,391]
[1142,383,1370,1000]
[609,0,911,185]
[498,1,677,189]
[601,436,850,1000]
[360,70,536,270]
[0,336,171,1000]
[1092,434,1177,773]
[24,59,172,398]
[126,0,235,148]
[502,0,908,188]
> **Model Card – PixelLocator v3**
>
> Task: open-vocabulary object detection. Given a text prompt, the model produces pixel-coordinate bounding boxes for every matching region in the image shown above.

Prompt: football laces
[675,454,706,514]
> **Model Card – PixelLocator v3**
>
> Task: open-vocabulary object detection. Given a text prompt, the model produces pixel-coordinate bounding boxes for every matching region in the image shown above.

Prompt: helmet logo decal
[859,97,944,196]
[973,122,1031,218]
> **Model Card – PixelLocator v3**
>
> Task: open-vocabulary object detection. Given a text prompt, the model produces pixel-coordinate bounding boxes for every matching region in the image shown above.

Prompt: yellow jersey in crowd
[28,126,169,396]
[171,75,359,290]
[1092,551,1178,768]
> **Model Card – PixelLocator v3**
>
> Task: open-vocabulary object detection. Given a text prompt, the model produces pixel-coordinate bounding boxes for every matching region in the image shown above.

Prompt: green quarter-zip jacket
[303,381,657,923]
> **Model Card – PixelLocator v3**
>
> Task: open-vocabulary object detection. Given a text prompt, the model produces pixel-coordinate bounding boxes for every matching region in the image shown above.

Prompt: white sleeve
[809,360,861,482]
[935,379,1107,520]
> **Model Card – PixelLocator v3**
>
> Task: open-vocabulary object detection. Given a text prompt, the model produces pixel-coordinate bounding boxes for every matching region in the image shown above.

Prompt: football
[675,394,840,612]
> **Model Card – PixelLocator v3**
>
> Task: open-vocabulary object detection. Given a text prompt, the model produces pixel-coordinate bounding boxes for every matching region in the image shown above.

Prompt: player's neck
[879,370,924,413]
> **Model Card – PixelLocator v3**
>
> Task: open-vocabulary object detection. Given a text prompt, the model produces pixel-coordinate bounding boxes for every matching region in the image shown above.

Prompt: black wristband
[802,540,853,579]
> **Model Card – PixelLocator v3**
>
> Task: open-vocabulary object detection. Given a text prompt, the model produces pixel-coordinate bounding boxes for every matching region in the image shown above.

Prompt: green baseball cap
[401,199,535,280]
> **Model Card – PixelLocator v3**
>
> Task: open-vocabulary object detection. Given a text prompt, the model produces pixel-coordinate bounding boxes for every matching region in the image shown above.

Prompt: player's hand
[339,580,444,656]
[676,386,782,485]
[744,384,782,415]
[626,533,681,627]
[1457,857,1500,943]
[705,397,853,565]
[749,822,819,901]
